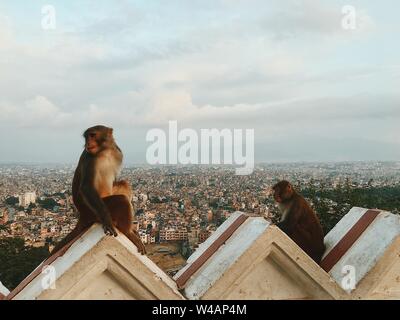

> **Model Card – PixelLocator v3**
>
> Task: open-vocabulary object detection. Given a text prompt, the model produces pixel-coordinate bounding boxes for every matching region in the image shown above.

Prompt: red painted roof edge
[320,209,381,272]
[176,213,249,289]
[6,226,91,300]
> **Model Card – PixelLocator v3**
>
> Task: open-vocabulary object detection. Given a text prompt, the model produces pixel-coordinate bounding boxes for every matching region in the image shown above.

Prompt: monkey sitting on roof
[272,180,325,264]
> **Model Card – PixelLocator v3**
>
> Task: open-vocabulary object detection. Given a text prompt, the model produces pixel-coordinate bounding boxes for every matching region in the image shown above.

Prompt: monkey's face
[273,188,287,203]
[85,131,101,154]
[273,189,283,203]
[272,181,293,204]
[84,126,113,155]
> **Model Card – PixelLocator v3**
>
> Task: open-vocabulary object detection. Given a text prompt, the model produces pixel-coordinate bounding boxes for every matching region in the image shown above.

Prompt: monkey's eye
[89,133,96,138]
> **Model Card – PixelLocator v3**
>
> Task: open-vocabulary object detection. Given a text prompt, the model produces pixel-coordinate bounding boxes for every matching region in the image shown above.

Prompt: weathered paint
[324,207,400,289]
[174,212,270,299]
[321,209,380,272]
[175,213,248,288]
[0,281,9,296]
[11,224,183,300]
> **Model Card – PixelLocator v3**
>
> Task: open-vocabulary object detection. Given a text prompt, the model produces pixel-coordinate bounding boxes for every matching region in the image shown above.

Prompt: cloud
[159,92,400,127]
[262,0,375,40]
[0,15,12,48]
[0,1,396,163]
[0,96,74,129]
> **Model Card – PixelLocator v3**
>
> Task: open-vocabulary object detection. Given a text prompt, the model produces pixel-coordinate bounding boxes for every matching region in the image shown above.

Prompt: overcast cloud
[0,0,399,164]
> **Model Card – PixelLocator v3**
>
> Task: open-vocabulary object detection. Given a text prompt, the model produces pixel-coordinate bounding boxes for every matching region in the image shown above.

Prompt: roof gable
[174,212,346,300]
[174,212,270,298]
[322,207,400,289]
[8,224,184,300]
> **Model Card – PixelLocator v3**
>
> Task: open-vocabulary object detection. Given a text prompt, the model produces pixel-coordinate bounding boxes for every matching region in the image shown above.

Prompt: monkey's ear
[108,128,114,136]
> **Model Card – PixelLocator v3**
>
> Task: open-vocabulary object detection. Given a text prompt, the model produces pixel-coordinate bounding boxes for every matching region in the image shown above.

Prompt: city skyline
[1,157,400,291]
[0,160,399,167]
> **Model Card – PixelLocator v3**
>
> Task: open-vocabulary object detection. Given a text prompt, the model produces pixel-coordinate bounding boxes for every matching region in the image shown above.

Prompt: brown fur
[51,126,145,255]
[273,180,325,264]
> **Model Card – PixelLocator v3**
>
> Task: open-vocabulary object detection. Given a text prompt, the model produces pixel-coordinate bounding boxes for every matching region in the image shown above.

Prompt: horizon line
[0,160,399,166]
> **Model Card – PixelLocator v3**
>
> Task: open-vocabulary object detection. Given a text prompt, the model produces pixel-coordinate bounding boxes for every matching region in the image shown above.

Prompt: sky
[0,0,399,164]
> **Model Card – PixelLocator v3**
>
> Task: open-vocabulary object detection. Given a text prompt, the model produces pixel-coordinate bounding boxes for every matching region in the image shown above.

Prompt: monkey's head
[272,180,294,204]
[83,125,114,155]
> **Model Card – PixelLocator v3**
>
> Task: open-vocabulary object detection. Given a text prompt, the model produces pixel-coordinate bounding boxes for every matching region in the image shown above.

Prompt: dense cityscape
[1,161,400,288]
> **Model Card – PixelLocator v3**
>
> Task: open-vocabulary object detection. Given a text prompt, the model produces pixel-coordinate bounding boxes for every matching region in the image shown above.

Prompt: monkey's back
[74,193,133,227]
[289,195,326,263]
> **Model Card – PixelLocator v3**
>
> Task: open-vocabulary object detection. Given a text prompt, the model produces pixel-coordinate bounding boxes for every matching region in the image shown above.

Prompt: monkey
[51,125,146,255]
[272,180,325,264]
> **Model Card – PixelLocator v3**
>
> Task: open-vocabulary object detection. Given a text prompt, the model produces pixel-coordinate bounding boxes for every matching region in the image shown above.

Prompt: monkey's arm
[79,159,117,236]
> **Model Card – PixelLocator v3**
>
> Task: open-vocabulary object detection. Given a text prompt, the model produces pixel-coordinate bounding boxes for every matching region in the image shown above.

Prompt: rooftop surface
[323,207,400,288]
[5,206,400,300]
[7,223,182,300]
[174,212,270,299]
[0,281,9,299]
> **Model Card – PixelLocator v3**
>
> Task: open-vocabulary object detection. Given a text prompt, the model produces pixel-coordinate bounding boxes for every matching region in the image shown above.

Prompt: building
[18,192,36,207]
[159,228,188,242]
[139,232,156,245]
[198,230,210,244]
[0,210,8,225]
[188,229,199,247]
[7,207,15,222]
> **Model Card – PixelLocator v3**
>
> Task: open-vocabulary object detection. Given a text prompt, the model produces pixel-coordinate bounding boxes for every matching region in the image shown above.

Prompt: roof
[322,207,400,289]
[0,281,9,299]
[174,212,270,298]
[7,223,184,300]
[6,226,90,300]
[174,207,400,300]
[6,206,399,300]
[174,211,346,300]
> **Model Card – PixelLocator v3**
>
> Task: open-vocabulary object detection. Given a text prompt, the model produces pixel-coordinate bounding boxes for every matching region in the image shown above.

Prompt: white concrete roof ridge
[11,224,110,299]
[179,211,245,266]
[10,223,183,300]
[173,212,349,300]
[323,207,400,289]
[7,207,400,300]
[174,212,271,299]
[115,228,180,291]
[0,281,10,296]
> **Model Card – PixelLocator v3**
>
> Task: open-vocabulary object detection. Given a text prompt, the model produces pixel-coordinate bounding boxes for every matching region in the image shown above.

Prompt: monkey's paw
[103,223,118,237]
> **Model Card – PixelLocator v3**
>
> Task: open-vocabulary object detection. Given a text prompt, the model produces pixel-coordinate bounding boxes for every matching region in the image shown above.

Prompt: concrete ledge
[174,212,347,300]
[8,224,185,300]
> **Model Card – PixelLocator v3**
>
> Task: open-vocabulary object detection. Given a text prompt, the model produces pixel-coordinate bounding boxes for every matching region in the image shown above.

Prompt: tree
[179,240,192,259]
[28,203,37,210]
[5,196,19,206]
[37,198,58,210]
[0,238,49,290]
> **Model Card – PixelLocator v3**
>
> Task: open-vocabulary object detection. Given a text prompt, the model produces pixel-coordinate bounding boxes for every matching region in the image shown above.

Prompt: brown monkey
[51,125,146,255]
[272,180,325,264]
